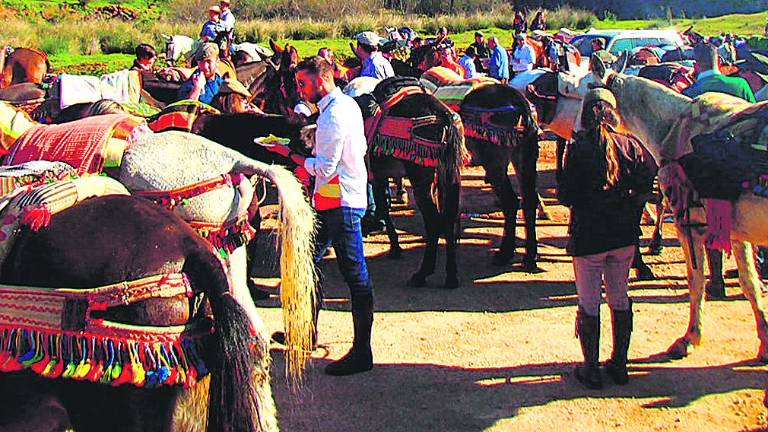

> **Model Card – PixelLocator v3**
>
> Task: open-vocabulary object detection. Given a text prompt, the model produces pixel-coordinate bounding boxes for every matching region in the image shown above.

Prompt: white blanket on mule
[59,70,141,109]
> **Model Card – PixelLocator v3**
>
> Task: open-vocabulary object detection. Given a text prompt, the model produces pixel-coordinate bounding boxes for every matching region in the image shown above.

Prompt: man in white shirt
[263,56,375,376]
[219,0,235,34]
[511,32,536,75]
[356,31,395,80]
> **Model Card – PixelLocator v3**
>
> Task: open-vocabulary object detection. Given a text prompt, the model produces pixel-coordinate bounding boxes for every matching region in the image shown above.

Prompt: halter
[134,173,258,257]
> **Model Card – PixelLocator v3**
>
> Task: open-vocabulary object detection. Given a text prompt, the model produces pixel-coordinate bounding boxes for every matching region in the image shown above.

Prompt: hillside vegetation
[1,0,766,74]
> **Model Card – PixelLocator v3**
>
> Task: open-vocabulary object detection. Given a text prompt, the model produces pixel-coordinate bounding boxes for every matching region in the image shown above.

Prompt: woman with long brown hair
[558,88,656,389]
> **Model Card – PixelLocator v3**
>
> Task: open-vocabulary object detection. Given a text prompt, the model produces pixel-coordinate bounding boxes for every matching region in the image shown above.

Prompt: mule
[0,47,49,89]
[0,195,273,431]
[0,103,318,377]
[589,56,768,362]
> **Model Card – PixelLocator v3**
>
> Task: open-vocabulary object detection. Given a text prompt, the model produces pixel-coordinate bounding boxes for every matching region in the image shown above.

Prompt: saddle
[353,77,447,167]
[679,103,768,201]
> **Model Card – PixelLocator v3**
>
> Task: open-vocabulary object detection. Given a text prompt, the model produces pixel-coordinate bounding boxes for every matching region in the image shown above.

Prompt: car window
[658,37,680,47]
[609,38,634,55]
[572,35,598,57]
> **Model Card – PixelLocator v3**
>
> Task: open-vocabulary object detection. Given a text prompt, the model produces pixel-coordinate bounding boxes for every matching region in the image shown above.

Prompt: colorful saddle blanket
[357,77,447,168]
[6,114,148,175]
[0,172,207,389]
[420,67,498,111]
[147,100,220,133]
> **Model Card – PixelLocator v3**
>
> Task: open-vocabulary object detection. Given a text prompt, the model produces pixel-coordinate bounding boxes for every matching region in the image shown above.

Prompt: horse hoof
[521,257,541,273]
[667,337,692,360]
[492,251,513,266]
[408,274,427,288]
[635,267,656,281]
[442,277,460,289]
[705,280,727,300]
[648,244,663,255]
[388,248,402,260]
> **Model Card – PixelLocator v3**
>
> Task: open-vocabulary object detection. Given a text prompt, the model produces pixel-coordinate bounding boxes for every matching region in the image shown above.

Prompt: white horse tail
[235,159,317,385]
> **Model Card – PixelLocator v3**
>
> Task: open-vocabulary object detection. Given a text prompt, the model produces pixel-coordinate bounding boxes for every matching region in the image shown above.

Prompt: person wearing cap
[219,0,235,34]
[178,43,224,104]
[510,33,535,75]
[200,5,225,42]
[459,46,479,79]
[487,36,509,84]
[469,31,490,73]
[558,88,656,390]
[262,56,375,376]
[356,31,394,80]
[681,43,755,298]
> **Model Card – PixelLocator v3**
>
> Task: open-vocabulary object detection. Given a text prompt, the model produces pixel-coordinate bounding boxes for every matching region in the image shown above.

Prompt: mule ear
[269,39,283,55]
[590,53,606,78]
[350,42,360,59]
[161,34,171,41]
[613,50,629,74]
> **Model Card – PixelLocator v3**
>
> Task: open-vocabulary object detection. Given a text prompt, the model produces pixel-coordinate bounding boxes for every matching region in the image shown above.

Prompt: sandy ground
[252,141,768,432]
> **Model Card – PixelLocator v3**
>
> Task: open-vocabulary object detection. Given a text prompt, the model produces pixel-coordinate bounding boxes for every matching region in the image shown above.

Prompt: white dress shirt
[304,87,368,210]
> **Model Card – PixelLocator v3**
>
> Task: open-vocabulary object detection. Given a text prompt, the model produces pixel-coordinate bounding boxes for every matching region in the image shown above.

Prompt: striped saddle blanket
[5,114,149,175]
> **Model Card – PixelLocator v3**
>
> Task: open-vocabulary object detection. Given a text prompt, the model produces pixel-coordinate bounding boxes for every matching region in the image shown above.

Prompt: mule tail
[185,240,264,432]
[234,159,317,385]
[434,99,466,221]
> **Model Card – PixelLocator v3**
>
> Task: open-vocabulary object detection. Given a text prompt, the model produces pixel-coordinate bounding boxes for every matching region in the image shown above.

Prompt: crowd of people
[112,3,768,386]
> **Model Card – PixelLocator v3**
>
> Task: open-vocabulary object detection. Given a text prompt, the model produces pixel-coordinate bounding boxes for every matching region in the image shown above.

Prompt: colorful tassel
[21,204,52,231]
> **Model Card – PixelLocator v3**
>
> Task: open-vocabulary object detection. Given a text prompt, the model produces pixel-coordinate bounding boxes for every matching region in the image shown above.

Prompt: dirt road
[254,141,768,431]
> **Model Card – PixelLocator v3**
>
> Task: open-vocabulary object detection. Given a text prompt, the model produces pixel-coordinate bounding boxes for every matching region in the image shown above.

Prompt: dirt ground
[253,141,768,432]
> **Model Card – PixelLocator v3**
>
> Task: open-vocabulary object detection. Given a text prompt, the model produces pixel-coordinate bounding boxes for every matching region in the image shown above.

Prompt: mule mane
[610,74,692,160]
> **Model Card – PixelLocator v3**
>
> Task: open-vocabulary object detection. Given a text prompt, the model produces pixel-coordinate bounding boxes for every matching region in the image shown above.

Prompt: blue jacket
[178,72,223,105]
[489,44,509,80]
[200,20,223,40]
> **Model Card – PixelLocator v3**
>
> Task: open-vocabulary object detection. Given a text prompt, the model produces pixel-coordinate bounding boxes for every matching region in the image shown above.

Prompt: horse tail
[432,98,465,226]
[232,159,317,385]
[434,98,466,191]
[184,239,264,432]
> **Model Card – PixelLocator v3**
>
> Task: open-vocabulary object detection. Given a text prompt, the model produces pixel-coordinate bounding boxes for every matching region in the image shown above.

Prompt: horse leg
[732,240,768,363]
[667,221,707,359]
[512,139,539,271]
[649,199,666,255]
[408,169,441,287]
[441,176,462,289]
[374,176,401,259]
[486,160,520,266]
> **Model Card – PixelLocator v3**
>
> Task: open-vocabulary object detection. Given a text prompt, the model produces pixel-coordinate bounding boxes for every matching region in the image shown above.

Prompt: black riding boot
[574,307,602,389]
[605,304,633,385]
[325,294,374,376]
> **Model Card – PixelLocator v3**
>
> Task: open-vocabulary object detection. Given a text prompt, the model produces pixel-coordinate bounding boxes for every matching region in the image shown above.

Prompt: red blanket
[6,114,137,175]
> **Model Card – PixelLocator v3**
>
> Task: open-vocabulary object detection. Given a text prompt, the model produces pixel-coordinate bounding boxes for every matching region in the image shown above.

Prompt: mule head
[589,51,627,88]
[269,39,284,56]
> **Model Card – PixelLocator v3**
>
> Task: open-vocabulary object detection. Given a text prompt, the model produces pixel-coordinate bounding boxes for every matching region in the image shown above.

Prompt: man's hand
[192,72,206,90]
[264,144,291,158]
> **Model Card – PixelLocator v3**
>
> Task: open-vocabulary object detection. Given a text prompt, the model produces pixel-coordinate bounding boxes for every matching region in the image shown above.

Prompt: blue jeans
[314,207,373,297]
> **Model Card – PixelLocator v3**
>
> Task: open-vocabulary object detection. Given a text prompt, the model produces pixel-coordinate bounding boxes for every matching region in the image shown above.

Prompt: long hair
[580,100,621,189]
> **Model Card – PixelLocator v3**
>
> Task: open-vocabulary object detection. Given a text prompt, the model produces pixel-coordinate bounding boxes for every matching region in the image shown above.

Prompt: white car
[571,29,686,66]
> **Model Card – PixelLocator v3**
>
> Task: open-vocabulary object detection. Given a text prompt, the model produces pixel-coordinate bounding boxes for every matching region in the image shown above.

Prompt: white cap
[356,31,382,46]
